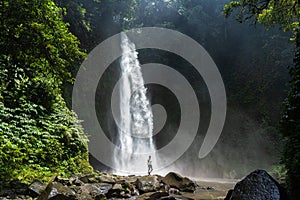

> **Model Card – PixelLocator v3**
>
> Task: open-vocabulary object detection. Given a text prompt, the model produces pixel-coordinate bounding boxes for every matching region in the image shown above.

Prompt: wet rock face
[135,176,160,193]
[28,181,47,197]
[95,174,116,184]
[226,170,288,200]
[106,183,129,199]
[48,182,76,200]
[80,183,112,198]
[162,172,197,192]
[224,189,233,200]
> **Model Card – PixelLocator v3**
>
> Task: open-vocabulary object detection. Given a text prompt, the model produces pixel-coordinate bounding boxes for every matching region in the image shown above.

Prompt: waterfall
[114,32,156,174]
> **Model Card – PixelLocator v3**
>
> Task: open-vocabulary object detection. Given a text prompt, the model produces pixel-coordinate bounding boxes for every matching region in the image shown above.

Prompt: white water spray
[114,33,156,174]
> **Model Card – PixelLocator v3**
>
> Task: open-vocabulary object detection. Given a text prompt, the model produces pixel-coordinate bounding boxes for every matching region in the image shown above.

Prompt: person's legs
[149,165,153,175]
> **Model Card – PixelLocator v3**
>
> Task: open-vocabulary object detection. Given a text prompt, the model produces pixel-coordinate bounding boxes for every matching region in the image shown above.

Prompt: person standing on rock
[147,155,153,175]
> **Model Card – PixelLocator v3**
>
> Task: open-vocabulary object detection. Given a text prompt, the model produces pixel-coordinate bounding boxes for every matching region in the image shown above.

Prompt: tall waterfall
[114,33,156,174]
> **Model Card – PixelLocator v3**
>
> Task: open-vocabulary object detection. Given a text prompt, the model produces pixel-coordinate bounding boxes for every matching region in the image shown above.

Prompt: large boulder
[135,176,160,193]
[105,183,131,199]
[147,191,169,200]
[80,183,112,198]
[79,174,97,184]
[224,189,233,200]
[56,176,72,186]
[47,182,76,200]
[118,179,139,196]
[28,181,47,197]
[120,176,139,184]
[226,170,288,200]
[96,174,117,184]
[162,172,196,192]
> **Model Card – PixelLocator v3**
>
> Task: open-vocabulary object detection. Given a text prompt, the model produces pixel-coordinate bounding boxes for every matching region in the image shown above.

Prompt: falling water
[114,33,156,174]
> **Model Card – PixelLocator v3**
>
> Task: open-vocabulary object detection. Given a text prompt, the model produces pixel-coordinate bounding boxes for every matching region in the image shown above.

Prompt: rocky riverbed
[0,170,288,200]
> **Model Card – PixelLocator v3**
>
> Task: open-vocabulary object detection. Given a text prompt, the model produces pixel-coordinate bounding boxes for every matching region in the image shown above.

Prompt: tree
[224,0,300,197]
[0,0,85,84]
[0,0,92,183]
[224,0,299,33]
[55,0,138,51]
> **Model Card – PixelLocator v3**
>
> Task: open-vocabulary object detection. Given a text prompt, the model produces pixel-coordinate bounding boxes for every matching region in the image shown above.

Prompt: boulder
[68,185,81,194]
[36,174,57,200]
[55,177,71,186]
[28,181,47,197]
[168,188,180,195]
[79,174,96,184]
[226,170,288,200]
[86,177,98,183]
[105,183,131,198]
[96,183,113,194]
[135,176,160,193]
[224,189,233,200]
[94,193,107,200]
[96,175,116,184]
[120,176,139,184]
[48,182,76,200]
[80,183,112,198]
[112,183,122,190]
[73,179,85,186]
[206,186,215,190]
[162,172,196,192]
[147,191,169,200]
[131,186,140,196]
[69,176,84,186]
[118,180,139,196]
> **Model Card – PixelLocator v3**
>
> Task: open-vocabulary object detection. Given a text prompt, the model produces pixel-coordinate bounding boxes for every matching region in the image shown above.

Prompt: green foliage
[224,0,300,35]
[280,32,300,196]
[269,164,287,184]
[0,56,92,183]
[0,0,86,83]
[55,0,137,51]
[0,0,92,184]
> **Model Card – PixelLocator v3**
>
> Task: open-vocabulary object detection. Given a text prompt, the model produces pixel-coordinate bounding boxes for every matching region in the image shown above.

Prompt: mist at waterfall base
[91,34,282,179]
